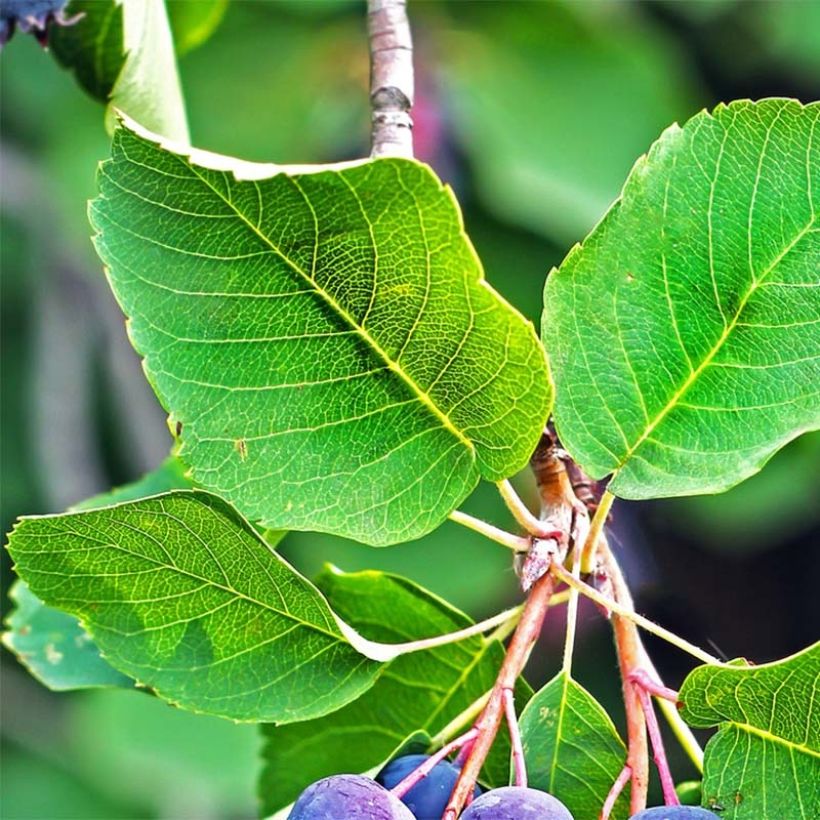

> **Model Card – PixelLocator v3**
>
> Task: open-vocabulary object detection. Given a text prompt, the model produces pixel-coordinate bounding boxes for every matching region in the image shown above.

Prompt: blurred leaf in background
[438,0,698,243]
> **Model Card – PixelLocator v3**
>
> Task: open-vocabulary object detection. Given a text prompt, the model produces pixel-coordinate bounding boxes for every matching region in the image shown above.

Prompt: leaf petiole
[336,604,525,663]
[550,562,722,666]
[448,509,531,552]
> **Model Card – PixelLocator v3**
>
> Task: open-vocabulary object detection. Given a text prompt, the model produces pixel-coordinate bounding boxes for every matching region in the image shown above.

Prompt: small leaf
[680,643,820,818]
[259,568,530,816]
[7,492,381,722]
[543,98,820,500]
[90,123,551,545]
[519,671,629,820]
[2,580,132,691]
[3,457,191,691]
[167,0,227,56]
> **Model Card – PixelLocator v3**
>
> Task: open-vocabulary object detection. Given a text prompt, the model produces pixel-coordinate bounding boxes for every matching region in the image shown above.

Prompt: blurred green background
[1,1,818,817]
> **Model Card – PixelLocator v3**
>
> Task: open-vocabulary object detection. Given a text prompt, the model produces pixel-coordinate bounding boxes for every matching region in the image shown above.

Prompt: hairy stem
[504,688,527,788]
[600,764,632,820]
[633,680,680,806]
[496,478,553,537]
[601,541,649,814]
[550,563,721,666]
[580,490,614,573]
[443,572,555,819]
[640,648,705,773]
[449,510,531,552]
[391,728,478,799]
[367,0,414,158]
[561,530,584,675]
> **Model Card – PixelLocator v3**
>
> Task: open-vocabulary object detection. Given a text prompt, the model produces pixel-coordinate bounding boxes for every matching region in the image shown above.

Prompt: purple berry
[630,808,719,819]
[461,786,574,819]
[0,0,75,47]
[377,754,481,819]
[287,774,415,820]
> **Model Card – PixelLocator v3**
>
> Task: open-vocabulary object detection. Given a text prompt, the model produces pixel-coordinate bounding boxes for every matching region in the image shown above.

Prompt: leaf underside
[2,580,133,691]
[2,457,191,691]
[90,125,550,544]
[519,671,629,820]
[543,98,820,499]
[7,492,380,722]
[259,568,529,815]
[680,643,820,819]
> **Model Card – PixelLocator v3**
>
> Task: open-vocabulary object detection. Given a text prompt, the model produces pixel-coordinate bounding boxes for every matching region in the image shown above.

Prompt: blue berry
[0,0,72,47]
[377,754,481,819]
[287,774,415,820]
[461,786,574,819]
[630,808,719,819]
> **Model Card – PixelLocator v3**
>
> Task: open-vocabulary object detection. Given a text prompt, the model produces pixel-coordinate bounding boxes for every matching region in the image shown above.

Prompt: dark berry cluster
[0,0,79,47]
[286,753,720,819]
[287,754,573,819]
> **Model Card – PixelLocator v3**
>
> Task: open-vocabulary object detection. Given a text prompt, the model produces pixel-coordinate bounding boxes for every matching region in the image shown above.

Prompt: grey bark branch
[367,0,414,158]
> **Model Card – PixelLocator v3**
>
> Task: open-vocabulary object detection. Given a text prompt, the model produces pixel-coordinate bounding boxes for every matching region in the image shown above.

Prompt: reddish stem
[442,571,555,819]
[633,683,680,807]
[629,668,680,704]
[601,544,650,814]
[390,728,478,799]
[599,764,632,820]
[504,688,527,788]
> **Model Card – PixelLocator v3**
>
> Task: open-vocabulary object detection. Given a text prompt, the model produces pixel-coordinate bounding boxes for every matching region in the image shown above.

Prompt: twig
[599,765,632,820]
[367,0,414,158]
[496,479,555,537]
[561,519,586,675]
[504,688,527,788]
[600,542,650,815]
[390,728,478,799]
[443,572,555,819]
[550,563,722,666]
[629,668,680,703]
[632,680,680,807]
[639,648,705,773]
[580,490,614,572]
[449,510,531,552]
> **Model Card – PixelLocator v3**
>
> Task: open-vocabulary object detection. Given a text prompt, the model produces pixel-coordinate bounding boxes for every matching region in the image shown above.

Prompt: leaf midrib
[727,720,820,759]
[173,155,476,457]
[616,214,818,473]
[16,511,344,645]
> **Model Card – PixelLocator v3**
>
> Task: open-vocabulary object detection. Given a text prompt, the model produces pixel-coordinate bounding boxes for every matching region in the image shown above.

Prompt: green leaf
[90,124,551,545]
[259,568,529,816]
[167,0,228,56]
[519,672,629,820]
[71,455,191,511]
[50,1,124,102]
[680,643,820,818]
[2,580,132,691]
[442,1,696,243]
[543,98,820,499]
[3,457,190,691]
[51,0,188,141]
[7,492,381,722]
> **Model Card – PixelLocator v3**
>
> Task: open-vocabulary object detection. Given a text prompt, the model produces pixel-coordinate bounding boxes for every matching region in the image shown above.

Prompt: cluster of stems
[363,9,711,816]
[435,432,712,818]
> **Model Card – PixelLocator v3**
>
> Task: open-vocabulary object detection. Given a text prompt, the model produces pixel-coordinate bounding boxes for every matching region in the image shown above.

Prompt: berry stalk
[442,569,555,819]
